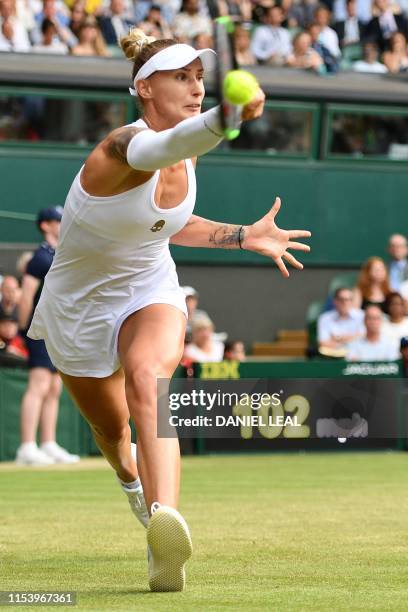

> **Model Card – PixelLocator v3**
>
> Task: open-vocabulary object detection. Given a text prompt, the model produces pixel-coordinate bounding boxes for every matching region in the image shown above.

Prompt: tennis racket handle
[221,101,242,141]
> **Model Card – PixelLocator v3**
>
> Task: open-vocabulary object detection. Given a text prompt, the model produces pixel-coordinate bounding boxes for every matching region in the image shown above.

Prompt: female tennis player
[28,29,311,592]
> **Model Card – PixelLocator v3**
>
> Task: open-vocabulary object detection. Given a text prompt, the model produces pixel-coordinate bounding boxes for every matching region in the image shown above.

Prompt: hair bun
[119,28,156,61]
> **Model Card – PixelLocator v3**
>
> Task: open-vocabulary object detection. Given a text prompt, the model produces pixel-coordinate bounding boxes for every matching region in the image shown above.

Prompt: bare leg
[20,368,53,443]
[118,304,186,511]
[59,368,137,483]
[39,373,62,443]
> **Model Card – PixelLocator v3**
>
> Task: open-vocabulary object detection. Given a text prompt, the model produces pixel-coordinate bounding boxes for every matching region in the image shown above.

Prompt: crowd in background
[316,232,408,364]
[1,0,408,74]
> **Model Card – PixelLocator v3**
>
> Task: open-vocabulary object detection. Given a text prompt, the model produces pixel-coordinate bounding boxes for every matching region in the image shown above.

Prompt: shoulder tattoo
[107,127,145,163]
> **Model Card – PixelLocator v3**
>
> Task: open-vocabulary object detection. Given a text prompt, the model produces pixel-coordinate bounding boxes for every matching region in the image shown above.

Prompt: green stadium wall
[1,149,406,266]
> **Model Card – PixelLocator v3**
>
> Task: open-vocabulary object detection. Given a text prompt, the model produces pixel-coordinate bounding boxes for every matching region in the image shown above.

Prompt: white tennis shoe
[40,442,80,464]
[147,503,193,592]
[119,443,149,528]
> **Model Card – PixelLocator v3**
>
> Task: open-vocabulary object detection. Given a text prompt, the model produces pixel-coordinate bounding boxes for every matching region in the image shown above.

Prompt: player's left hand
[241,197,311,277]
[241,88,265,122]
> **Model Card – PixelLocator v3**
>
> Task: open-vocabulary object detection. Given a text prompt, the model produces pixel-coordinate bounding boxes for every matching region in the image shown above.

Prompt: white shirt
[400,280,408,300]
[353,60,388,73]
[346,336,399,361]
[251,25,292,61]
[184,340,224,363]
[318,26,341,58]
[32,41,68,54]
[383,318,408,352]
[318,308,365,345]
[344,17,360,44]
[0,16,30,51]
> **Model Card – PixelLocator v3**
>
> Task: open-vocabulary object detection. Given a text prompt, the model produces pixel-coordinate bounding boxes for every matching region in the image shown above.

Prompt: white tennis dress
[28,120,195,377]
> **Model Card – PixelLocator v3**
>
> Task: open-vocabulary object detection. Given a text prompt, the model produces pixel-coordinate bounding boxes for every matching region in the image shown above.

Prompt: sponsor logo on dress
[151,220,165,232]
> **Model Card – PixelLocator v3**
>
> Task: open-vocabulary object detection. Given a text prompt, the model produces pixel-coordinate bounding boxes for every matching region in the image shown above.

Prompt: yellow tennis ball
[223,70,259,106]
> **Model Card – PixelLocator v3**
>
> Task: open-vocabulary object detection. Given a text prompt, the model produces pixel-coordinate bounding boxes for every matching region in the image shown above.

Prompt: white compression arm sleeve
[126,107,224,171]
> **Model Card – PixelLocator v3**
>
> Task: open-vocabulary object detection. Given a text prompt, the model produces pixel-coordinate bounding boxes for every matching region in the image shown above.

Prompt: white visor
[129,44,216,96]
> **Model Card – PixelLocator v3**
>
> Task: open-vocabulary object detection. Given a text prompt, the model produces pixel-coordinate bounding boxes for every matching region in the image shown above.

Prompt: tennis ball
[223,70,259,106]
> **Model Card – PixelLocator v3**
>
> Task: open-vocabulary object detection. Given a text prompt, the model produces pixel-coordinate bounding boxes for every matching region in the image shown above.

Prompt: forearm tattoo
[209,224,242,249]
[107,127,144,162]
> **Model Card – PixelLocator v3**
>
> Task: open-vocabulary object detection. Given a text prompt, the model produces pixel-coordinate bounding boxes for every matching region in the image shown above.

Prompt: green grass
[1,452,408,611]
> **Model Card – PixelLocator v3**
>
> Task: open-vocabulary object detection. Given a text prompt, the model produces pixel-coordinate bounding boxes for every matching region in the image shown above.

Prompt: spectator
[193,31,214,49]
[353,41,389,71]
[0,311,18,347]
[383,31,408,71]
[71,15,108,55]
[400,336,408,376]
[32,16,68,52]
[98,0,133,45]
[0,274,20,320]
[250,5,292,65]
[224,340,246,361]
[308,22,340,72]
[16,206,79,466]
[388,233,408,290]
[183,313,224,362]
[288,0,320,28]
[218,0,253,20]
[32,0,76,47]
[69,0,86,39]
[137,4,173,39]
[347,304,399,361]
[0,0,31,51]
[233,23,256,65]
[286,30,325,72]
[172,0,212,45]
[383,292,408,352]
[318,287,365,354]
[332,0,372,25]
[352,256,391,311]
[334,0,365,47]
[315,5,341,58]
[364,0,408,52]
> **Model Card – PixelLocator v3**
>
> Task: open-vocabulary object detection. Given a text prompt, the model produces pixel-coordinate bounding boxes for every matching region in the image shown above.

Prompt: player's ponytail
[119,28,177,82]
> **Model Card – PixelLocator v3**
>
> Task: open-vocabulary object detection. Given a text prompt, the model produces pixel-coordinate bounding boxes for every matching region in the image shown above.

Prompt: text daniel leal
[169,415,300,427]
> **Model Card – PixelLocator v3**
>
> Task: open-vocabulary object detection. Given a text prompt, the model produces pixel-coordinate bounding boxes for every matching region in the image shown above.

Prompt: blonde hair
[119,27,177,85]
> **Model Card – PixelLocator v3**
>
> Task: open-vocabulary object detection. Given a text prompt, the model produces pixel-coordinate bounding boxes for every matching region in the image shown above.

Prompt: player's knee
[124,364,157,400]
[91,421,128,446]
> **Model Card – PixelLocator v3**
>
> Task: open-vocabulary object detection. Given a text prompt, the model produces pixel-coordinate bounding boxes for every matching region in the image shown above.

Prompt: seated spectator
[308,22,340,72]
[383,292,408,353]
[287,0,320,29]
[353,41,388,72]
[364,0,408,52]
[172,0,212,45]
[98,0,134,45]
[250,5,292,65]
[400,336,408,377]
[286,31,325,72]
[0,275,20,319]
[71,15,108,55]
[346,304,399,361]
[193,32,214,49]
[32,16,68,52]
[137,4,173,39]
[32,0,76,47]
[315,5,341,58]
[183,313,224,362]
[352,256,391,311]
[223,340,246,361]
[0,311,18,348]
[334,0,365,47]
[0,0,31,51]
[69,0,87,39]
[388,233,408,291]
[383,31,408,72]
[218,0,253,21]
[233,23,256,65]
[318,287,365,355]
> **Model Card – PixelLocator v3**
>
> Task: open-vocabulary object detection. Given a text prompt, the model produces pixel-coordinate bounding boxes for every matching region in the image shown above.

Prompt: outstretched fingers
[283,251,304,270]
[268,197,281,219]
[287,241,310,252]
[275,256,289,278]
[288,230,311,239]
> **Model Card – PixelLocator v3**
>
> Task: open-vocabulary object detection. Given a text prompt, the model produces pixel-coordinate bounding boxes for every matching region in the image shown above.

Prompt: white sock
[119,477,142,491]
